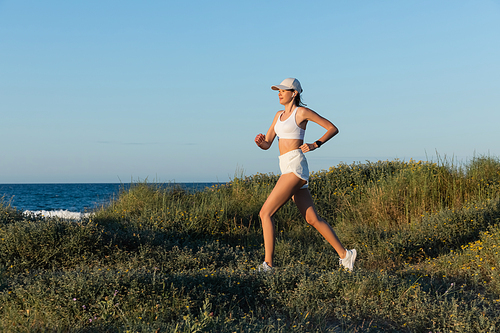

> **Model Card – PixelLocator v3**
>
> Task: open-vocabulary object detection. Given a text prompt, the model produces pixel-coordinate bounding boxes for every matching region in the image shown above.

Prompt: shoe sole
[349,249,357,271]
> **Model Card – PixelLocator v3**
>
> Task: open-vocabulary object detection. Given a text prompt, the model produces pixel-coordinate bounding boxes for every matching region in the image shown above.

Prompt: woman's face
[278,89,295,105]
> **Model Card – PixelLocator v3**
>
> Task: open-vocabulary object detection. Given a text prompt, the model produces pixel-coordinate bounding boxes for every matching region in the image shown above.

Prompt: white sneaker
[259,261,273,273]
[339,249,357,271]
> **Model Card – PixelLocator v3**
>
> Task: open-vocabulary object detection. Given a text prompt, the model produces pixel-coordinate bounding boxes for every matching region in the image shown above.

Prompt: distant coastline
[0,182,224,213]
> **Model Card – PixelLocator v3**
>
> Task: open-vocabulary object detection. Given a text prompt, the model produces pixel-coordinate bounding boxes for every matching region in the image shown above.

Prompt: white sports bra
[274,107,305,140]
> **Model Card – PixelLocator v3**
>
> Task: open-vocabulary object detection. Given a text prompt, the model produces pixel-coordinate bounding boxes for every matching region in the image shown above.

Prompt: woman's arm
[297,108,339,153]
[255,111,281,150]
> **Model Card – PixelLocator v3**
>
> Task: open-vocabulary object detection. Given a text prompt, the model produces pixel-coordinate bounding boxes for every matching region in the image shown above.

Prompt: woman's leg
[259,173,306,267]
[292,189,347,259]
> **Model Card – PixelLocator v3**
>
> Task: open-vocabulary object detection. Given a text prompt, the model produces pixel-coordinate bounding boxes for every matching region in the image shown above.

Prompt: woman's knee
[259,207,272,221]
[305,216,323,227]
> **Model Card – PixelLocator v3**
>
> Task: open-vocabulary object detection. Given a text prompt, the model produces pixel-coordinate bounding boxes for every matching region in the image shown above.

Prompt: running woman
[254,78,356,272]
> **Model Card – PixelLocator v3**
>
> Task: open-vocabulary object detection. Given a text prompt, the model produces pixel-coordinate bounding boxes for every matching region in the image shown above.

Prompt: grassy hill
[1,156,499,332]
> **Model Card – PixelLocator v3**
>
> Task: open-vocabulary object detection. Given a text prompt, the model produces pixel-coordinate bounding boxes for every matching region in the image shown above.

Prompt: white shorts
[279,149,309,189]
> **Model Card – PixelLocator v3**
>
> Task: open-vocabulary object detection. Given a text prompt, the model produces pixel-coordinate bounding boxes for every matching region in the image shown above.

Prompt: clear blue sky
[1,1,499,183]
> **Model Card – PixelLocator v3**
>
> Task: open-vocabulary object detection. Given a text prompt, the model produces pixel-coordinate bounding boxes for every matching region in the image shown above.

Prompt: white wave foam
[23,210,92,220]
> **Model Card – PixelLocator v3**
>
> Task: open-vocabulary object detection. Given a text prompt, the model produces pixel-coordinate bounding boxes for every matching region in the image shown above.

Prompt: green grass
[1,155,500,332]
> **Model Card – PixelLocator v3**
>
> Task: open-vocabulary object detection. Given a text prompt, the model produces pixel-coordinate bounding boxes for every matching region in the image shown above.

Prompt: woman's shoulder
[270,110,283,124]
[296,106,315,117]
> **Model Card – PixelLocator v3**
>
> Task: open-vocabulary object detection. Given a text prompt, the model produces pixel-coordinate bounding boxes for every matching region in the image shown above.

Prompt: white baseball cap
[271,78,303,94]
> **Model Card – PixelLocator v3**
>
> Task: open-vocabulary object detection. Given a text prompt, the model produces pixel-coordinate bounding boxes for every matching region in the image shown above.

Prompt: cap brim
[271,85,292,91]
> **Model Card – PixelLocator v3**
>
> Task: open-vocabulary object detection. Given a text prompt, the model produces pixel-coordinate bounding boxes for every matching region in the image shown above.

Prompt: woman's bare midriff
[278,139,303,155]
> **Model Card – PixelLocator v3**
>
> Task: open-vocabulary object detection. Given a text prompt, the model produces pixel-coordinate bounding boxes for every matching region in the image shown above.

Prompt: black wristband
[315,140,323,148]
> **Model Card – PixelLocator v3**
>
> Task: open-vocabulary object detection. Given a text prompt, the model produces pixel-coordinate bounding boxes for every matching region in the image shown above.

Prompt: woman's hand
[300,142,317,153]
[255,133,268,149]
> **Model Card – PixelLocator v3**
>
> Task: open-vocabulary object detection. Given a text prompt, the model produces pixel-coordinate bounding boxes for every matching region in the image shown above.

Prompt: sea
[0,183,220,220]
